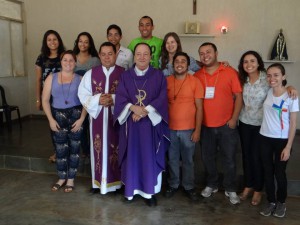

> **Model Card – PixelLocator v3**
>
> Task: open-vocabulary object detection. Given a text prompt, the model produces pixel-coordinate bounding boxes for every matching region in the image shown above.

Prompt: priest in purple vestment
[114,43,170,207]
[78,42,124,194]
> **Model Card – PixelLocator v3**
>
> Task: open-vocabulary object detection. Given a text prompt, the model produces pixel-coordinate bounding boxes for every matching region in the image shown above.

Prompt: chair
[0,85,22,131]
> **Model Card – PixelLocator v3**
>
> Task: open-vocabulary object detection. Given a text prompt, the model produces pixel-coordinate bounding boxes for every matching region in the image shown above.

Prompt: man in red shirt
[165,52,204,201]
[194,42,242,205]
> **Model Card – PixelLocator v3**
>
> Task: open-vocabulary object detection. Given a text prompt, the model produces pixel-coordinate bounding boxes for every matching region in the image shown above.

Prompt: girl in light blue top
[160,32,200,76]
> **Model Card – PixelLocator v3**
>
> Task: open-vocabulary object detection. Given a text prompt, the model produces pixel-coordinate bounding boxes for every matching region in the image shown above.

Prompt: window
[0,0,25,77]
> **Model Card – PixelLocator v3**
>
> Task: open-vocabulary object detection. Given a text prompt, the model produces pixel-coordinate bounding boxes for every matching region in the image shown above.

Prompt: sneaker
[225,191,240,205]
[260,202,276,216]
[273,202,286,218]
[201,186,218,198]
[164,186,178,198]
[185,189,199,201]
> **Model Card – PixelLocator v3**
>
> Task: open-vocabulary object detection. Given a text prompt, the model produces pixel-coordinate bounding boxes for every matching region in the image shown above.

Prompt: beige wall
[3,0,300,127]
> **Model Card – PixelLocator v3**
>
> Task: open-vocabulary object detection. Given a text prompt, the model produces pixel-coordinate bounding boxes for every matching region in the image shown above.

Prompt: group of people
[36,15,299,217]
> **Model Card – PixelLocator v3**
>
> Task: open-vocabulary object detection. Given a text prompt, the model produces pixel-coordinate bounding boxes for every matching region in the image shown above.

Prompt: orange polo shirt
[194,64,242,127]
[167,74,204,130]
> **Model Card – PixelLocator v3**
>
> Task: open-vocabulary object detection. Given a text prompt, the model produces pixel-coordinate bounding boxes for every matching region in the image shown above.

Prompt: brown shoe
[239,187,253,200]
[251,191,262,206]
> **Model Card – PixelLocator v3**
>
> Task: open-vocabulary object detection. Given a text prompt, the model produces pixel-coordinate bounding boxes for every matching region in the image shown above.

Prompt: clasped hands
[130,105,148,122]
[99,94,113,107]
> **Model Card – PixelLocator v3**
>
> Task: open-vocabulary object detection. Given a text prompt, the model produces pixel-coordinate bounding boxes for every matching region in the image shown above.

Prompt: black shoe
[185,189,199,201]
[90,188,100,194]
[145,195,157,207]
[164,186,178,198]
[123,197,134,204]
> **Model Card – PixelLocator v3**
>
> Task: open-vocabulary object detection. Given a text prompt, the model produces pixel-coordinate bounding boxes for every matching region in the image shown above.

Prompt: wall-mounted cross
[193,0,197,15]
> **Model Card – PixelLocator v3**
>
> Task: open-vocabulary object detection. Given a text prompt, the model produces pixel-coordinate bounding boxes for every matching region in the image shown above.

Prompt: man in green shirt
[128,16,162,68]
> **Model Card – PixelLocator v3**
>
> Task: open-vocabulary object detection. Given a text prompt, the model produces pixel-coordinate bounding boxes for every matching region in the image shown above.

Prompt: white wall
[5,0,300,127]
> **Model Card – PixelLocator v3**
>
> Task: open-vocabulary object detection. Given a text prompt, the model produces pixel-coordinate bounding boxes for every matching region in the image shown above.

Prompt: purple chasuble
[91,65,124,186]
[114,66,170,197]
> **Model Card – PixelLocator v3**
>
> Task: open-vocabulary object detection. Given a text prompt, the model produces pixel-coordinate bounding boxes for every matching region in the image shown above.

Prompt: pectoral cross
[193,0,197,15]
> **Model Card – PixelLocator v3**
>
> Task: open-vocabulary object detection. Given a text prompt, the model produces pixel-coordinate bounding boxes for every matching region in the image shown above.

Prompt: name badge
[205,87,215,99]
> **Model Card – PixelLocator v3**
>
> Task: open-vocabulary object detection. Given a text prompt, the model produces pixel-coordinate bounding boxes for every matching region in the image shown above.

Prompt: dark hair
[160,32,182,70]
[172,52,190,67]
[238,50,266,85]
[60,50,77,62]
[73,32,98,57]
[198,42,217,53]
[41,30,65,57]
[267,63,287,86]
[99,41,117,54]
[140,15,153,26]
[133,43,152,56]
[107,24,122,36]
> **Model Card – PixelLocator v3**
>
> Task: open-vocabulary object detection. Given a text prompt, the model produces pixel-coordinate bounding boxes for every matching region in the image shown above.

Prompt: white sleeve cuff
[145,105,162,126]
[118,103,133,125]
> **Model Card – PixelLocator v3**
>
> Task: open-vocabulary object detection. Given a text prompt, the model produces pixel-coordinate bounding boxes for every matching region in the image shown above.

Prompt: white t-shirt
[260,89,299,138]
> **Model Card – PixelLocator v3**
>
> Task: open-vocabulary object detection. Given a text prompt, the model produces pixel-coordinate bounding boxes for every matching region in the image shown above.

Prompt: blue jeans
[200,125,238,191]
[51,106,83,179]
[168,129,196,190]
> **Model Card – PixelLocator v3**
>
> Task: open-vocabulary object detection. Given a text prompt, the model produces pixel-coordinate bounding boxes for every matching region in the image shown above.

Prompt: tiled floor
[0,118,299,225]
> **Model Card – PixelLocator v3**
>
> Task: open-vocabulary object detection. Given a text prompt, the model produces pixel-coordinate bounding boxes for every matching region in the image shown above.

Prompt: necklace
[133,78,148,106]
[174,75,187,100]
[60,72,74,105]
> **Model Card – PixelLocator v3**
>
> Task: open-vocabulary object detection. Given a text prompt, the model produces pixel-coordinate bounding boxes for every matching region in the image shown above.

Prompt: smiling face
[99,46,116,68]
[134,44,151,70]
[46,34,59,51]
[174,55,188,76]
[166,36,178,55]
[199,44,218,67]
[138,18,154,39]
[107,28,122,47]
[267,66,286,88]
[78,35,90,53]
[61,53,76,73]
[243,54,259,75]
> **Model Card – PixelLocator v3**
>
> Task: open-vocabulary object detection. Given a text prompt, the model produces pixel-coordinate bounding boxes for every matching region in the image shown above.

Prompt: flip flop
[64,185,74,193]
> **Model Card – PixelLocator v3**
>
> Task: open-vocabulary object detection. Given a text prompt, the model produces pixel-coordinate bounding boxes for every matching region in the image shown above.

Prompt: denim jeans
[168,129,196,190]
[51,106,83,179]
[260,135,288,203]
[200,125,238,191]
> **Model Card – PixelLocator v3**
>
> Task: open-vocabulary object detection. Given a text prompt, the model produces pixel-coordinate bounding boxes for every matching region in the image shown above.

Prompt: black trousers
[260,135,288,203]
[238,121,264,191]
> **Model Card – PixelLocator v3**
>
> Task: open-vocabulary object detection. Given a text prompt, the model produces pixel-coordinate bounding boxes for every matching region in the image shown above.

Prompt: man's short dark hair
[107,24,122,36]
[172,52,190,67]
[99,41,116,54]
[199,42,218,52]
[140,15,153,26]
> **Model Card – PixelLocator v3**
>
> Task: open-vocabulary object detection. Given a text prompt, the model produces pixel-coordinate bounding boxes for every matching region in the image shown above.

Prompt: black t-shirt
[35,54,61,85]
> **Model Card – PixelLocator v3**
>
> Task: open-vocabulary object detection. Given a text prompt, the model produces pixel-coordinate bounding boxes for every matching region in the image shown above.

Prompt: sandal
[64,185,74,193]
[239,187,253,200]
[49,153,56,163]
[52,183,64,191]
[251,191,262,206]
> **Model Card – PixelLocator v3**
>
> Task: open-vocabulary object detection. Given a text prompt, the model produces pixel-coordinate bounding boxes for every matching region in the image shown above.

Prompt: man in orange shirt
[165,52,204,201]
[194,42,242,205]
